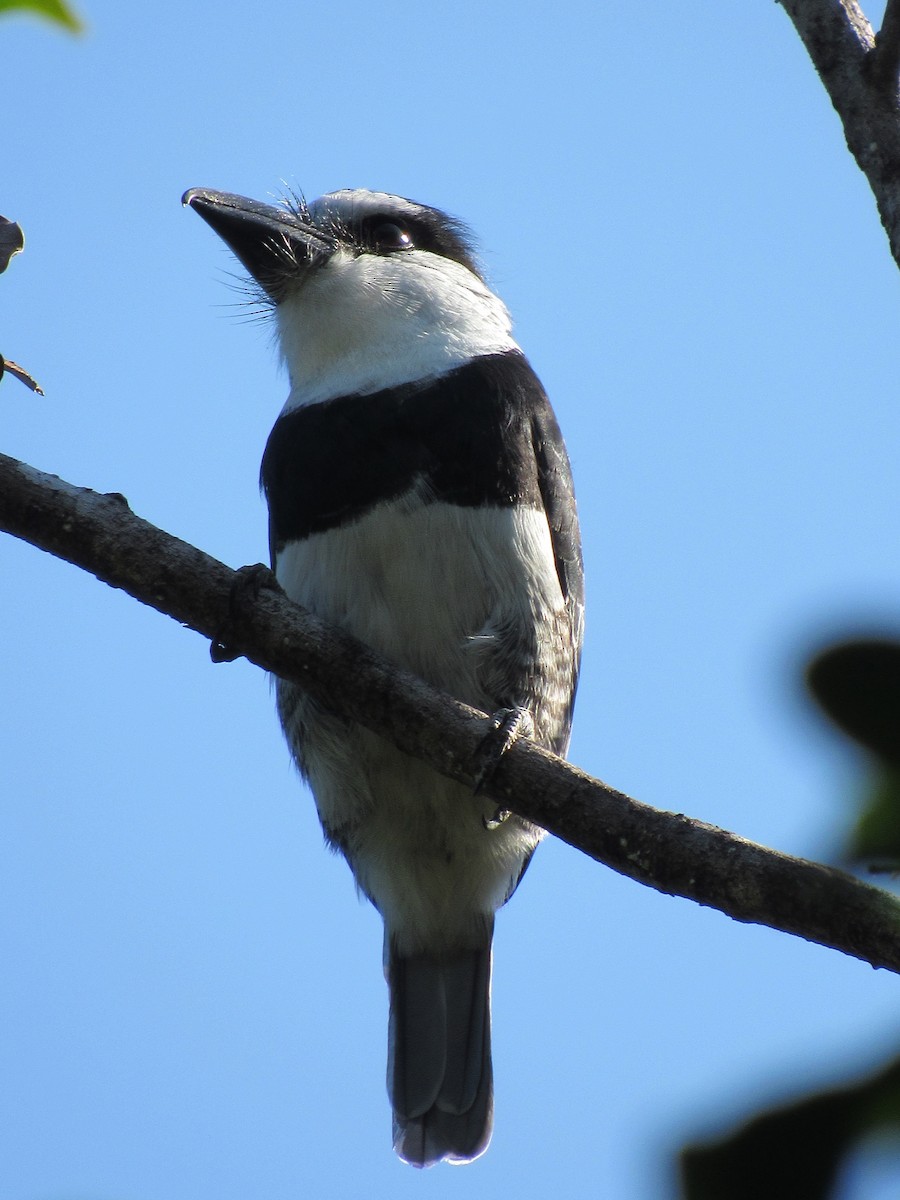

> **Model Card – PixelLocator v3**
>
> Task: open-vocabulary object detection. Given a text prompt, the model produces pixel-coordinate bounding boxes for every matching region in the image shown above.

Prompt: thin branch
[2,450,900,973]
[777,0,900,268]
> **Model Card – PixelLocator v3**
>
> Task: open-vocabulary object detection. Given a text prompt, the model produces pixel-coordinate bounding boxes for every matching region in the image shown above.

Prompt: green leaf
[681,1055,900,1200]
[0,0,83,33]
[849,766,900,865]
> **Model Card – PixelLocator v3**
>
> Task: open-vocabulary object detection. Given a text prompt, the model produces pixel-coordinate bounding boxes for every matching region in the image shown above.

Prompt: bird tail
[386,928,494,1168]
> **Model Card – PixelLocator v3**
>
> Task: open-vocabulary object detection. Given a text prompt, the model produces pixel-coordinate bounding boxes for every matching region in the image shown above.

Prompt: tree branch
[2,449,900,973]
[874,0,900,90]
[777,0,900,268]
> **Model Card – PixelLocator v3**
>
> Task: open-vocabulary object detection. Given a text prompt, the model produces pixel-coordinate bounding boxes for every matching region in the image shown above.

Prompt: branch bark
[777,0,900,268]
[874,0,900,90]
[2,449,900,973]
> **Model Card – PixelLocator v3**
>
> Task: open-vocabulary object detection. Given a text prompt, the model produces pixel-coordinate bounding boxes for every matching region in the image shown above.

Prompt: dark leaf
[681,1055,900,1200]
[807,639,900,766]
[0,216,24,273]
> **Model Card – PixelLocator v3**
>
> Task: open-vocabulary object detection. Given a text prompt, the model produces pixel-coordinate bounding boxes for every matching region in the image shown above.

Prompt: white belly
[274,497,565,951]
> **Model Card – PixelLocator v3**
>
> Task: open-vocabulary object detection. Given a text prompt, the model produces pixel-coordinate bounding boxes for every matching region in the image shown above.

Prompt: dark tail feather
[387,931,494,1167]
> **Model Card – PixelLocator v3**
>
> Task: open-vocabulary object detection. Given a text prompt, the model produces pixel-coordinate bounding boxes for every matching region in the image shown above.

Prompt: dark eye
[370,221,414,251]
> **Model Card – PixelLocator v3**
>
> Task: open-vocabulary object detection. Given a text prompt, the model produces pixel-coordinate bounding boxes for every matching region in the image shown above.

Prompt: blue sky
[3,1,900,1197]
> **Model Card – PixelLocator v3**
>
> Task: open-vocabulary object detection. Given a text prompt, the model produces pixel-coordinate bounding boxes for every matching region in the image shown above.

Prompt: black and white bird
[185,186,584,1167]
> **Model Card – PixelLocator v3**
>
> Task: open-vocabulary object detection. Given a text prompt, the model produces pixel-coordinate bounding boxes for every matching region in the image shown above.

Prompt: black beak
[183,188,336,300]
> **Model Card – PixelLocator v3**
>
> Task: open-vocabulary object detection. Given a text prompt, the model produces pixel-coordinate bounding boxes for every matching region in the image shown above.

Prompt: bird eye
[370,222,414,251]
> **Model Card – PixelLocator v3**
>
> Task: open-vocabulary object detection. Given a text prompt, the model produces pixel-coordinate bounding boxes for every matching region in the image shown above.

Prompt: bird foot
[473,705,534,810]
[210,563,282,663]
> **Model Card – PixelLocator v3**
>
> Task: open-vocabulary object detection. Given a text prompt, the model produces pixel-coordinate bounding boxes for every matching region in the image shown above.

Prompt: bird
[184,185,584,1167]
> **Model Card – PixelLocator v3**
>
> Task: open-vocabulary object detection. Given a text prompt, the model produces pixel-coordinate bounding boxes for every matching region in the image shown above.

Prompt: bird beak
[183,187,336,300]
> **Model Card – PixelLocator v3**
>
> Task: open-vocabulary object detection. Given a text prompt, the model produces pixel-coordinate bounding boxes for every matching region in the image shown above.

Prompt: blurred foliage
[0,0,82,33]
[680,636,900,1198]
[681,1054,900,1200]
[851,766,900,866]
[808,640,900,768]
[809,639,900,867]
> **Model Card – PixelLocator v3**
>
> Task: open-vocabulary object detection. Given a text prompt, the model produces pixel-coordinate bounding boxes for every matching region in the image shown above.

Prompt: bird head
[184,187,517,406]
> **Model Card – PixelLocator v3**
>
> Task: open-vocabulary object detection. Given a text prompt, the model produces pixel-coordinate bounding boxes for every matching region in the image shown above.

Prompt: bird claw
[210,563,282,662]
[473,706,534,800]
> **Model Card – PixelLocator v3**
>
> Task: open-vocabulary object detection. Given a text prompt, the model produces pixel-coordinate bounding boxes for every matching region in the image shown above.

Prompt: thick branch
[2,450,900,973]
[777,0,900,268]
[875,0,900,90]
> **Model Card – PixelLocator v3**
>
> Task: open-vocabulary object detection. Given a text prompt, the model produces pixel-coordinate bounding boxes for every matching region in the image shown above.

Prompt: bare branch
[2,449,900,973]
[777,0,900,267]
[874,0,900,90]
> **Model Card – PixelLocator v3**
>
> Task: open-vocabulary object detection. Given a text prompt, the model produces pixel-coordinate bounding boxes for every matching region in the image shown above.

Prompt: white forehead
[308,189,428,226]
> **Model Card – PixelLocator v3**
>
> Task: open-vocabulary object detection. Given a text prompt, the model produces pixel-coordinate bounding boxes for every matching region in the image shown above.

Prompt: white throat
[275,248,519,411]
